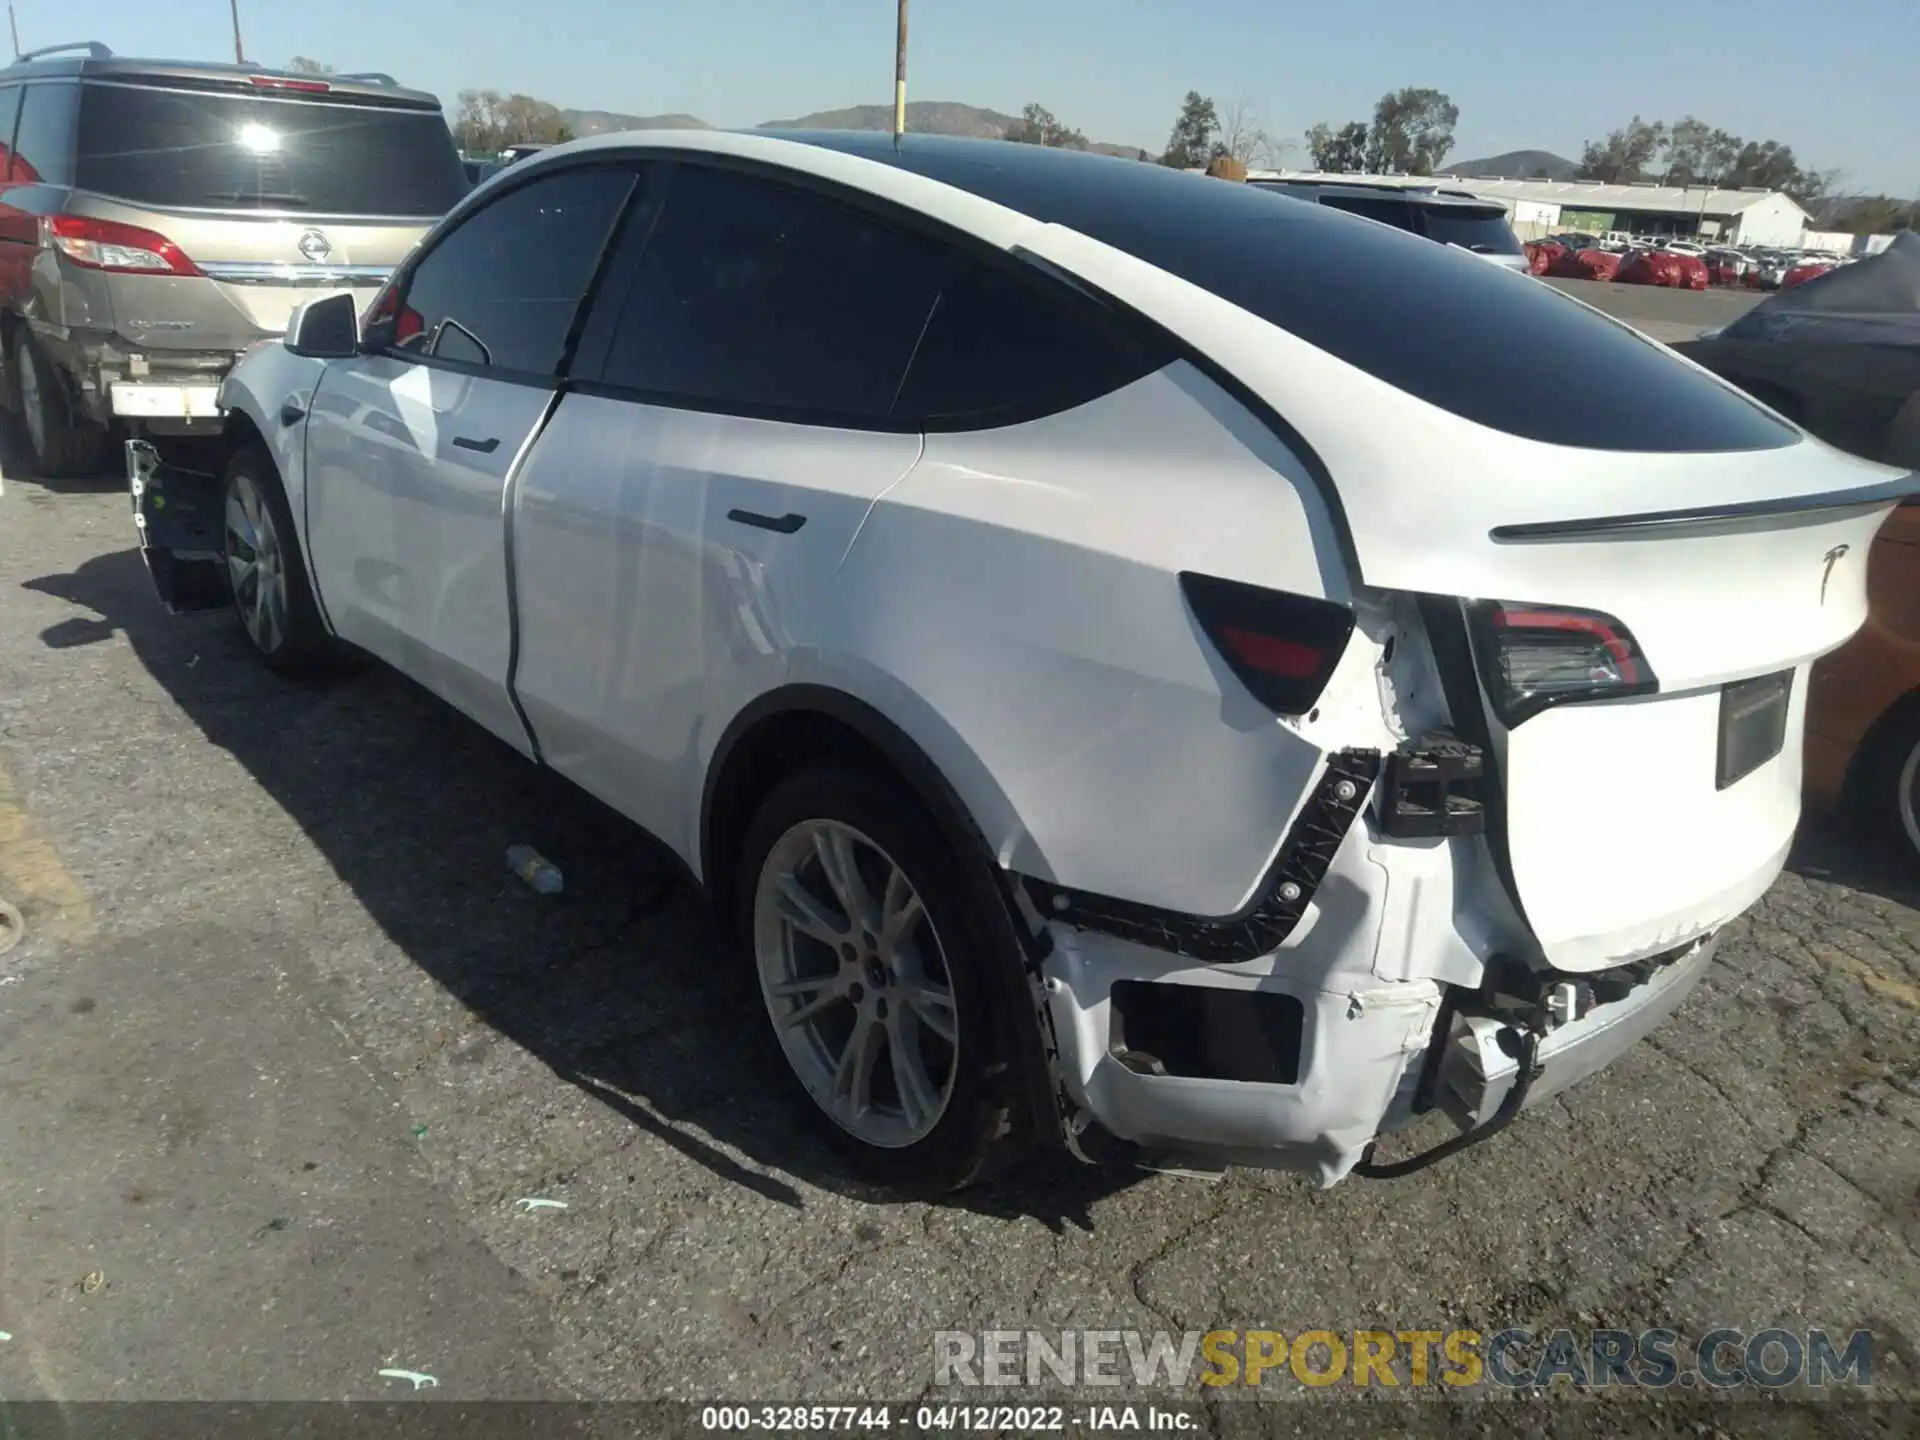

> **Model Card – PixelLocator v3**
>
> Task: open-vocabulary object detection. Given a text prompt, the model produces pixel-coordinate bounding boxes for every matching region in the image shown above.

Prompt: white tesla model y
[129,130,1915,1190]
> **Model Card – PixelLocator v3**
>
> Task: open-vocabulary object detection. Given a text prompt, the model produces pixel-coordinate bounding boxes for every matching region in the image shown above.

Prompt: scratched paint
[0,760,94,946]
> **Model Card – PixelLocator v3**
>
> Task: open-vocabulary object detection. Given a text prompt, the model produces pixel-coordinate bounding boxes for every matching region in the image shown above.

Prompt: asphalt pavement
[1,287,1915,1433]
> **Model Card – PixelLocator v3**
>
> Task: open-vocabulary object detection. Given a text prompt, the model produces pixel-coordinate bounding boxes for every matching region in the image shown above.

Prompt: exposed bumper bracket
[127,439,230,613]
[1376,730,1485,838]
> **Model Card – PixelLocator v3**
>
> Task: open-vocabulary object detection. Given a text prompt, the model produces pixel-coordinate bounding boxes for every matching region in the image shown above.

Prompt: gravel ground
[0,336,1913,1434]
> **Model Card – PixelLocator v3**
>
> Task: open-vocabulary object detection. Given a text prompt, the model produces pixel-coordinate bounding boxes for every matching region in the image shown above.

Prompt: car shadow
[1787,815,1920,911]
[20,542,1143,1230]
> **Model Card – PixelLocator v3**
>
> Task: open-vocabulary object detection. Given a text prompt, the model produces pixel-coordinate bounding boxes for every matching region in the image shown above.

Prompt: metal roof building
[1431,177,1813,247]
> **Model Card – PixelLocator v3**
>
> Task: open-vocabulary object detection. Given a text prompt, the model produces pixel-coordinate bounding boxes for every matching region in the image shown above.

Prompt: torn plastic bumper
[127,439,229,613]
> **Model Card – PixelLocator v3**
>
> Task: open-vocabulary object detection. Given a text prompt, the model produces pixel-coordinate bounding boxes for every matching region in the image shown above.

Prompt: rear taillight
[1180,572,1355,715]
[45,215,200,277]
[1467,600,1658,727]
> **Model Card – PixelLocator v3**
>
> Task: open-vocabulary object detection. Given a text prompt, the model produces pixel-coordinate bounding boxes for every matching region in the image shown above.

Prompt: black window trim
[560,149,1176,436]
[0,83,24,180]
[368,157,647,392]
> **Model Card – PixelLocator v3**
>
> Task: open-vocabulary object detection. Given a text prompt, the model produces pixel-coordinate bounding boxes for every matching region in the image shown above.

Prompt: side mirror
[285,291,360,360]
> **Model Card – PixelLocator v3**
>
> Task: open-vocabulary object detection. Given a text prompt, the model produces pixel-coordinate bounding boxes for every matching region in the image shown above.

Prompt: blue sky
[36,0,1918,193]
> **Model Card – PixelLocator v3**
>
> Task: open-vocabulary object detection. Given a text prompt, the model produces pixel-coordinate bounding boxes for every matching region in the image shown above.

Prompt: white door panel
[304,354,549,753]
[511,394,922,864]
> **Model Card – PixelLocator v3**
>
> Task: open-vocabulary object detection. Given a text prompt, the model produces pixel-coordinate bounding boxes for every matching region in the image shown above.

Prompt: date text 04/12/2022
[699,1404,1200,1432]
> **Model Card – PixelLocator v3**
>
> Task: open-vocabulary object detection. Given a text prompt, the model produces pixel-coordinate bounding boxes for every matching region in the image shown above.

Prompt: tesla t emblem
[297,229,333,263]
[1820,544,1850,604]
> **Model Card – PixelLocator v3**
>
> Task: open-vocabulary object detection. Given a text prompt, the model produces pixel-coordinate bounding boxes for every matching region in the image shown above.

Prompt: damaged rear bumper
[1038,879,1721,1187]
[127,439,230,613]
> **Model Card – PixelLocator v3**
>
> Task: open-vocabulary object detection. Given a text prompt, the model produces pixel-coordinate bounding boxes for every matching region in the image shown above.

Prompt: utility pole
[8,4,19,58]
[892,0,908,137]
[229,0,245,63]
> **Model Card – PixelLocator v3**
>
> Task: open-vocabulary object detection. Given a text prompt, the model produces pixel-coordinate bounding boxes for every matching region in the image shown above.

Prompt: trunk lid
[75,199,428,351]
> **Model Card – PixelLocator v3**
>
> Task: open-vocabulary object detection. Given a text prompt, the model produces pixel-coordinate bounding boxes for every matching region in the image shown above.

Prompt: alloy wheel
[1898,740,1920,862]
[752,818,961,1149]
[225,472,289,655]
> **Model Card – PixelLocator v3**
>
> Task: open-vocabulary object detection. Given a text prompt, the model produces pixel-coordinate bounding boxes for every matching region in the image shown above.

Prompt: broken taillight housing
[1180,572,1355,715]
[1467,599,1658,727]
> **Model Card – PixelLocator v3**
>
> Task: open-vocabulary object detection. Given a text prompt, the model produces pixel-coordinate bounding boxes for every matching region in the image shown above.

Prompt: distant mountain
[757,100,1149,159]
[560,108,713,136]
[1441,149,1579,181]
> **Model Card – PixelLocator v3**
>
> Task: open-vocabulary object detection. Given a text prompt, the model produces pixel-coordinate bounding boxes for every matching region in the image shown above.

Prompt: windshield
[1416,205,1524,256]
[74,82,468,215]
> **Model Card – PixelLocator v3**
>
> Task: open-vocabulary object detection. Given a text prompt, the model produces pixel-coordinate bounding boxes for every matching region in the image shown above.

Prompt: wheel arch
[1844,684,1920,813]
[698,682,1064,1150]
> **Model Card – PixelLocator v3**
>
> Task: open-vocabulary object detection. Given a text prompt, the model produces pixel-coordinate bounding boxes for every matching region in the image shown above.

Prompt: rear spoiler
[1489,472,1920,543]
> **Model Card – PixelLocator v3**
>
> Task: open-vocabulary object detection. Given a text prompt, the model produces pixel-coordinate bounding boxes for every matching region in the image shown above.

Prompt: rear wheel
[1854,699,1920,865]
[222,447,331,672]
[11,330,107,478]
[737,766,1023,1192]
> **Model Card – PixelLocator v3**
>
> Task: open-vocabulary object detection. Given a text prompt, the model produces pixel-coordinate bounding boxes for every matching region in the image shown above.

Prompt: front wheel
[737,766,1025,1192]
[222,448,331,672]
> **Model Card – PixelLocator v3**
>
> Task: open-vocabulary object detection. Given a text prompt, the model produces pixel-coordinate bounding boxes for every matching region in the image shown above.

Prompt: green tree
[1837,195,1920,234]
[286,56,334,74]
[1004,102,1087,149]
[1305,120,1368,172]
[1364,87,1459,175]
[1161,91,1220,169]
[1575,116,1667,182]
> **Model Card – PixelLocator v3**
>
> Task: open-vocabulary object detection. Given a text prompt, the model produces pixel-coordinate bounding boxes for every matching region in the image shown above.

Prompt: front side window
[394,166,635,380]
[74,82,469,215]
[595,164,945,422]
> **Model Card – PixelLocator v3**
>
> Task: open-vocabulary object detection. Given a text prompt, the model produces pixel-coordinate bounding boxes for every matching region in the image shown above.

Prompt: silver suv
[0,42,467,476]
[1249,177,1530,275]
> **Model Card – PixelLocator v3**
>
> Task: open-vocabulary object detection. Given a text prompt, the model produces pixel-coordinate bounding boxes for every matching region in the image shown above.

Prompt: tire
[10,328,107,479]
[221,446,332,673]
[736,765,1025,1192]
[1854,700,1920,865]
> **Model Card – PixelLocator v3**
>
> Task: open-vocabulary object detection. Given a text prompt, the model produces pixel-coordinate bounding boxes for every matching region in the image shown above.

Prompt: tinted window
[790,133,1794,453]
[12,84,74,186]
[1316,194,1416,232]
[1416,205,1523,257]
[893,258,1169,425]
[74,83,468,215]
[596,164,943,421]
[398,167,634,378]
[0,87,20,180]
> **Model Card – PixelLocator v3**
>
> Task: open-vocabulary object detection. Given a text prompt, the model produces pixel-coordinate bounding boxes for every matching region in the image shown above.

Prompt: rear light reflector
[251,75,331,93]
[1180,572,1354,716]
[1467,599,1658,727]
[45,215,200,276]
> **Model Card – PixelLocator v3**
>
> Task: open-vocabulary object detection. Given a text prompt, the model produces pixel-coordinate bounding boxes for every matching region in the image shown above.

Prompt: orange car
[1804,502,1920,856]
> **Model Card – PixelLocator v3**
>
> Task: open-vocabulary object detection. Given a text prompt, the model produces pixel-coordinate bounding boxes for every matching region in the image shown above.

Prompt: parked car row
[121,117,1912,1194]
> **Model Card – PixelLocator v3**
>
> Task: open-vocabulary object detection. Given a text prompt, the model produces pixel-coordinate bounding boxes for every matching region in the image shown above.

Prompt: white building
[1437,177,1812,247]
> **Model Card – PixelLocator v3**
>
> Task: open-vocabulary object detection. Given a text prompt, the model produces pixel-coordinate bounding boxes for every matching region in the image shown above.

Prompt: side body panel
[303,352,549,753]
[510,393,923,862]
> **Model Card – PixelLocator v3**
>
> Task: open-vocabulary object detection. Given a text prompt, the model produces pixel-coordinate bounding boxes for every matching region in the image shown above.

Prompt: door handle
[452,435,501,454]
[279,400,305,427]
[726,509,806,534]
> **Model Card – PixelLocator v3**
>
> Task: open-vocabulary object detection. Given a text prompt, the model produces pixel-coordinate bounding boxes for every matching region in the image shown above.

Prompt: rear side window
[893,259,1170,426]
[396,166,635,379]
[1317,194,1416,232]
[0,87,20,180]
[595,164,945,422]
[73,83,468,215]
[1416,206,1523,257]
[12,84,74,186]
